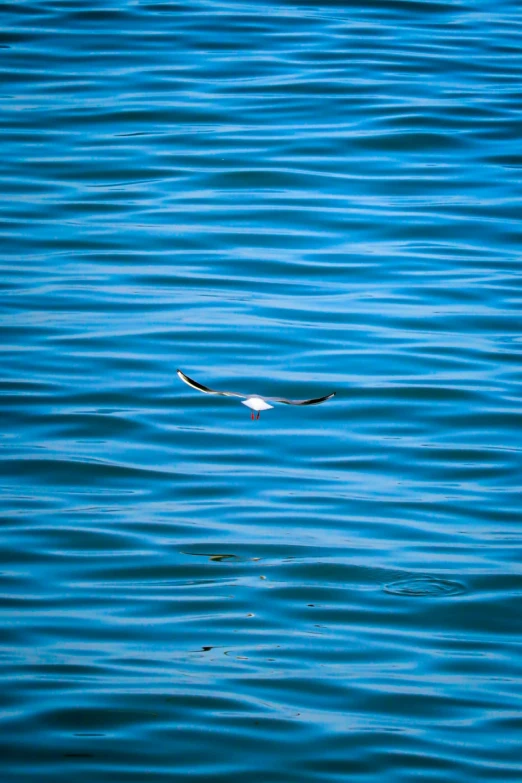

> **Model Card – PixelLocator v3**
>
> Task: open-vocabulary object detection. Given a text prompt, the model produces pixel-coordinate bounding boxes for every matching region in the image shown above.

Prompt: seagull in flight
[177,369,336,420]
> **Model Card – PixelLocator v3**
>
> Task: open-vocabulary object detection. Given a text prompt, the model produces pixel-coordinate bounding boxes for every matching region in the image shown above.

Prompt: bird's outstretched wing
[265,392,336,406]
[177,369,247,399]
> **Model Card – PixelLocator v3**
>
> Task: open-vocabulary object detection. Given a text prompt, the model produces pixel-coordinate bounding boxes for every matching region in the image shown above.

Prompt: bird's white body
[241,397,274,412]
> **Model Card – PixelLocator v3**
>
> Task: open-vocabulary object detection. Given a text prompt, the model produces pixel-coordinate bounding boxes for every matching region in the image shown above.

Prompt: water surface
[2,1,522,781]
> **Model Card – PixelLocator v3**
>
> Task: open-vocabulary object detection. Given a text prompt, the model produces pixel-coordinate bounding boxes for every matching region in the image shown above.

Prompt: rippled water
[2,0,522,780]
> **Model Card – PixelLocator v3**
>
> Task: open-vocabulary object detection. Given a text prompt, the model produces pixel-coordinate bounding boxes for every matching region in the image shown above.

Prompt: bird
[177,369,336,420]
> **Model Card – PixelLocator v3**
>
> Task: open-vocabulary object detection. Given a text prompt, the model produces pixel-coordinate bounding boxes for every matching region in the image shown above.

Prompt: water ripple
[384,576,466,598]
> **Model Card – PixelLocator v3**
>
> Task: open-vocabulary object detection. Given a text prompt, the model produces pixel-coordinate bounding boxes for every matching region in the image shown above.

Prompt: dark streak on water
[1,0,522,781]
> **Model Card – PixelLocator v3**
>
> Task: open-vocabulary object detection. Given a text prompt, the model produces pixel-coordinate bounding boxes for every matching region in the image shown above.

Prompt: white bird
[177,369,336,420]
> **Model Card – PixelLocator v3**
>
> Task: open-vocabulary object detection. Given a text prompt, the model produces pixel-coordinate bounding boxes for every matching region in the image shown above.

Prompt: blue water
[2,1,522,780]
